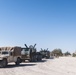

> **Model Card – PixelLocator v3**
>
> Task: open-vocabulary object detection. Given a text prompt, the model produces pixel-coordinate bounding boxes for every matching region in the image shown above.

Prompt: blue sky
[0,0,76,53]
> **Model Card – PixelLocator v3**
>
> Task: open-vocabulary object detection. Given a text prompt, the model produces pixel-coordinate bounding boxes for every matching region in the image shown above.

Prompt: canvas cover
[0,46,21,56]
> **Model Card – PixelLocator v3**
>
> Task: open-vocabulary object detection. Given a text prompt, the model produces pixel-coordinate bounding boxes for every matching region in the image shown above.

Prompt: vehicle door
[9,50,14,62]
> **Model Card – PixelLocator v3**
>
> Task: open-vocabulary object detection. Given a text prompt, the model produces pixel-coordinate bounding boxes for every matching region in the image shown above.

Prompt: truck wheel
[0,59,7,68]
[15,58,21,65]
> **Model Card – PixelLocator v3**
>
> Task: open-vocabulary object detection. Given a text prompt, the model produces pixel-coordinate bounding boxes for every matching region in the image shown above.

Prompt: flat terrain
[0,57,76,75]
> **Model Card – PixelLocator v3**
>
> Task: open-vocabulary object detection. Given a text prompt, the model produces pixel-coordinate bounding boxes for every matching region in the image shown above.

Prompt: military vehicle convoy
[40,48,50,59]
[0,44,51,68]
[0,44,42,67]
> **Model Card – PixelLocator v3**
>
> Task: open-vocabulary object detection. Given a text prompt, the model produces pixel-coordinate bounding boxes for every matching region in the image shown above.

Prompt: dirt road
[0,57,76,75]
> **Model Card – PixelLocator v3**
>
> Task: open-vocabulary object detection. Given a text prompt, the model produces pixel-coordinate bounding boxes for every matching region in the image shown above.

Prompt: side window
[2,52,8,54]
[10,52,13,56]
[0,52,1,54]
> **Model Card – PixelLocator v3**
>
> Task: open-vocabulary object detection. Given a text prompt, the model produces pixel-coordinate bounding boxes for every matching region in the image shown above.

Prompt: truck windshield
[25,48,30,54]
[2,52,8,54]
[21,48,30,55]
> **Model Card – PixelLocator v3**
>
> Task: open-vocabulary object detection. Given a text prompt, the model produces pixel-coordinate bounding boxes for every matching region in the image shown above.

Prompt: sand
[0,57,76,75]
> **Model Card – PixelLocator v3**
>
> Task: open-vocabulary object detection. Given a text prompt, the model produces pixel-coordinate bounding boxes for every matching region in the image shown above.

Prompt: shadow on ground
[0,63,36,68]
[34,59,47,63]
[0,59,53,68]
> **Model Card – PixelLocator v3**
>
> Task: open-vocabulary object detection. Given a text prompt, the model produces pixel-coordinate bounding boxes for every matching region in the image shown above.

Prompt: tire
[0,59,7,68]
[15,58,21,65]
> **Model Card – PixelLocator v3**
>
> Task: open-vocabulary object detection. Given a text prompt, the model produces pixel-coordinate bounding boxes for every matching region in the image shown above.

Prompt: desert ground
[0,57,76,75]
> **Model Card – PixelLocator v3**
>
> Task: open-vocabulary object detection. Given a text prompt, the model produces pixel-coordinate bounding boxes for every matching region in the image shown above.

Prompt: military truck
[40,48,50,59]
[21,44,42,62]
[0,47,22,68]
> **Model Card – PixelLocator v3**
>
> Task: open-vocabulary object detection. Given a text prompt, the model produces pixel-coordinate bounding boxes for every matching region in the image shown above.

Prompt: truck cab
[0,50,15,61]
